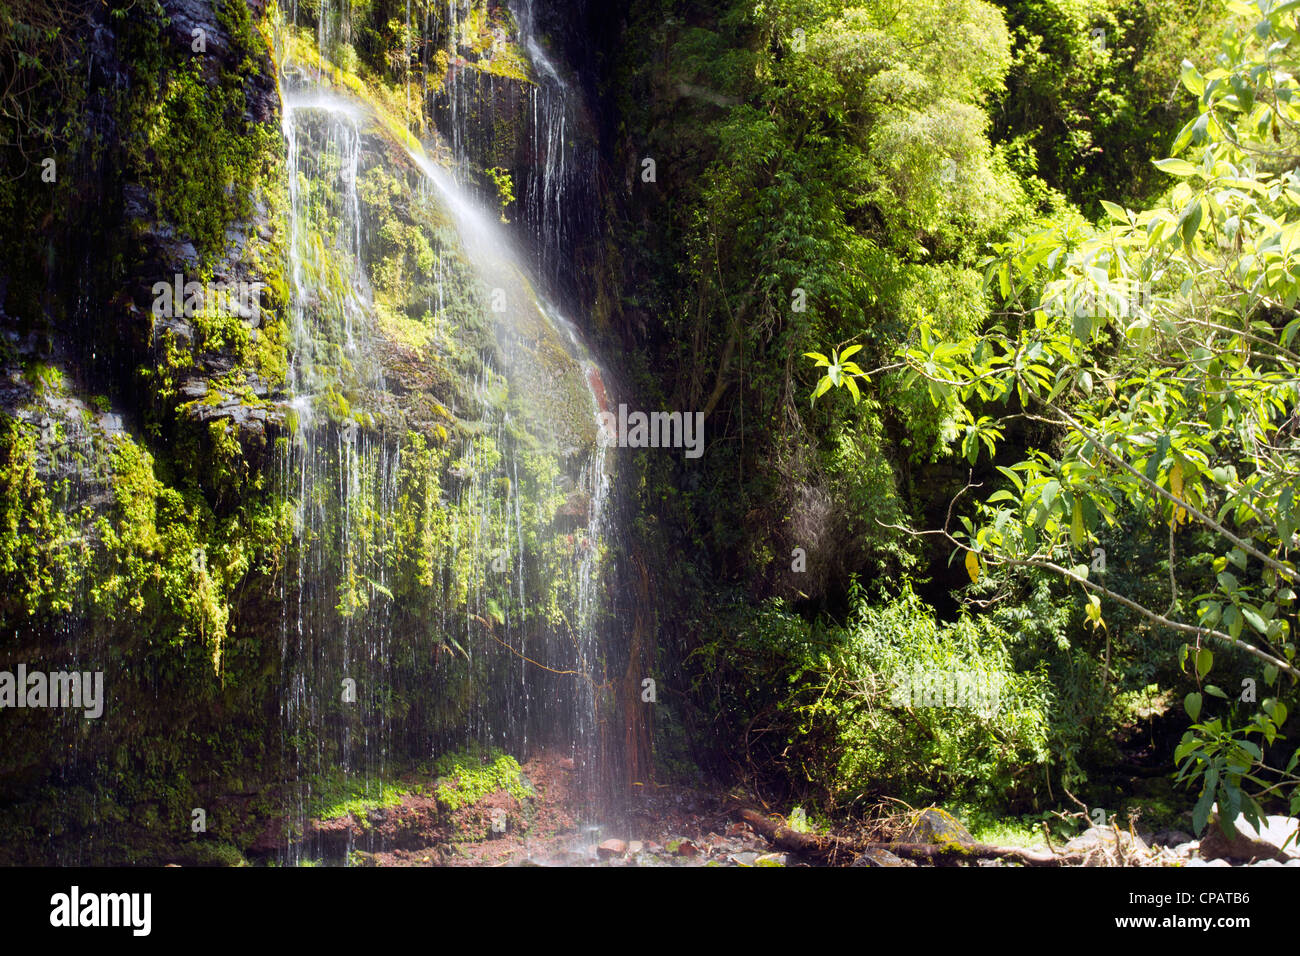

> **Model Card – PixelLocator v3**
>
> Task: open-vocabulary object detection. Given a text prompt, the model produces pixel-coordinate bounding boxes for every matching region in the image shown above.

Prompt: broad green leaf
[1154,157,1199,177]
[1197,647,1214,679]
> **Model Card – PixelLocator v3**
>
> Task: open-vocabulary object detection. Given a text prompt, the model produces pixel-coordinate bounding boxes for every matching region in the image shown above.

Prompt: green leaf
[1180,199,1204,247]
[1224,605,1244,640]
[1072,311,1091,343]
[1192,783,1214,835]
[1181,60,1206,96]
[1041,480,1060,512]
[1154,157,1199,177]
[1242,607,1268,635]
[811,376,832,405]
[1269,701,1289,727]
[1197,647,1214,679]
[1186,692,1203,722]
[1100,200,1129,221]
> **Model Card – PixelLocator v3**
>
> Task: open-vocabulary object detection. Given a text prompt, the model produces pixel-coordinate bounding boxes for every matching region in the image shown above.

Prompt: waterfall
[273,1,615,863]
[508,0,600,301]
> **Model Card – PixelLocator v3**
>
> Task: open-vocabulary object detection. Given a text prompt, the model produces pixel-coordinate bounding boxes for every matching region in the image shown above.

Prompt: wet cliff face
[0,0,621,864]
[0,0,294,864]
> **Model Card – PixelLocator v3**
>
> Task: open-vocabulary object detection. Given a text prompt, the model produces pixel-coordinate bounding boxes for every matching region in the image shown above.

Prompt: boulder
[851,848,907,867]
[903,808,975,846]
[672,839,700,858]
[1064,826,1149,857]
[1199,813,1291,863]
[1152,829,1194,848]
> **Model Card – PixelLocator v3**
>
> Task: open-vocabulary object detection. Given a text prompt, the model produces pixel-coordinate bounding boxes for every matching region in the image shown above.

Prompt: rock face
[426,1,602,311]
[0,0,616,865]
[0,0,294,864]
[281,80,599,453]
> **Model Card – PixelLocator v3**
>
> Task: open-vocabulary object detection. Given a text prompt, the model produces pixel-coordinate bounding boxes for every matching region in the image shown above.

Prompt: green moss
[432,747,531,811]
[142,0,280,265]
[0,415,83,620]
[311,772,411,822]
[23,362,65,397]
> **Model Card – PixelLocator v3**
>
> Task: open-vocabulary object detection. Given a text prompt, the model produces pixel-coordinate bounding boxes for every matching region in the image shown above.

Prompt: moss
[23,362,65,397]
[0,415,83,620]
[139,0,280,266]
[311,772,411,822]
[432,747,531,811]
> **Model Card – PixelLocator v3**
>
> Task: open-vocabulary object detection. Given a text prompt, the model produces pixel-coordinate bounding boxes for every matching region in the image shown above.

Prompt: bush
[787,582,1052,809]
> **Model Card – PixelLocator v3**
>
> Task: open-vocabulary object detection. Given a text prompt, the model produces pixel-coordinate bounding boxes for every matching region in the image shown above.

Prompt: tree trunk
[737,809,1083,867]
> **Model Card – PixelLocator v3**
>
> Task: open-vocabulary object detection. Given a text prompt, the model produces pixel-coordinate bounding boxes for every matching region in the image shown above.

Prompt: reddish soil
[293,751,785,867]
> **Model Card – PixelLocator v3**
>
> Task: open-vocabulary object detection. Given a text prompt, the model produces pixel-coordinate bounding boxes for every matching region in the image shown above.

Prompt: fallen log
[738,809,1083,867]
[737,809,848,864]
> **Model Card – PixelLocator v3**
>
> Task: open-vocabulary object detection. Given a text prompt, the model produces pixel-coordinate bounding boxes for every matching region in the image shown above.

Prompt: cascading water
[509,0,601,302]
[272,2,618,863]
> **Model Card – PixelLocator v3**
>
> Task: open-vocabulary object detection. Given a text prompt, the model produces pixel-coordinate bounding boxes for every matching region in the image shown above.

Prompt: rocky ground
[277,751,1300,867]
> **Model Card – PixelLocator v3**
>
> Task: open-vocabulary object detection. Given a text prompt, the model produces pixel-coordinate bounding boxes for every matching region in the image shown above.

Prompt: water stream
[274,2,615,863]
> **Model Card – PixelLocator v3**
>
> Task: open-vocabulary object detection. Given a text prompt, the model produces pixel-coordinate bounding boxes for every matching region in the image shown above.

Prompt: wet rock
[851,848,907,867]
[672,839,700,858]
[1153,829,1194,848]
[1199,813,1290,863]
[903,808,975,846]
[729,851,759,866]
[755,853,786,866]
[596,839,626,860]
[1244,815,1300,858]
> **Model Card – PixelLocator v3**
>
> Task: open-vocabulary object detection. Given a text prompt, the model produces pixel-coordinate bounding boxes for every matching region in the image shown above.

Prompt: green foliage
[878,0,1300,828]
[611,0,1040,623]
[0,416,82,619]
[797,582,1052,807]
[686,581,1051,810]
[431,747,530,811]
[311,773,410,821]
[990,0,1224,211]
[486,166,516,222]
[143,0,280,264]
